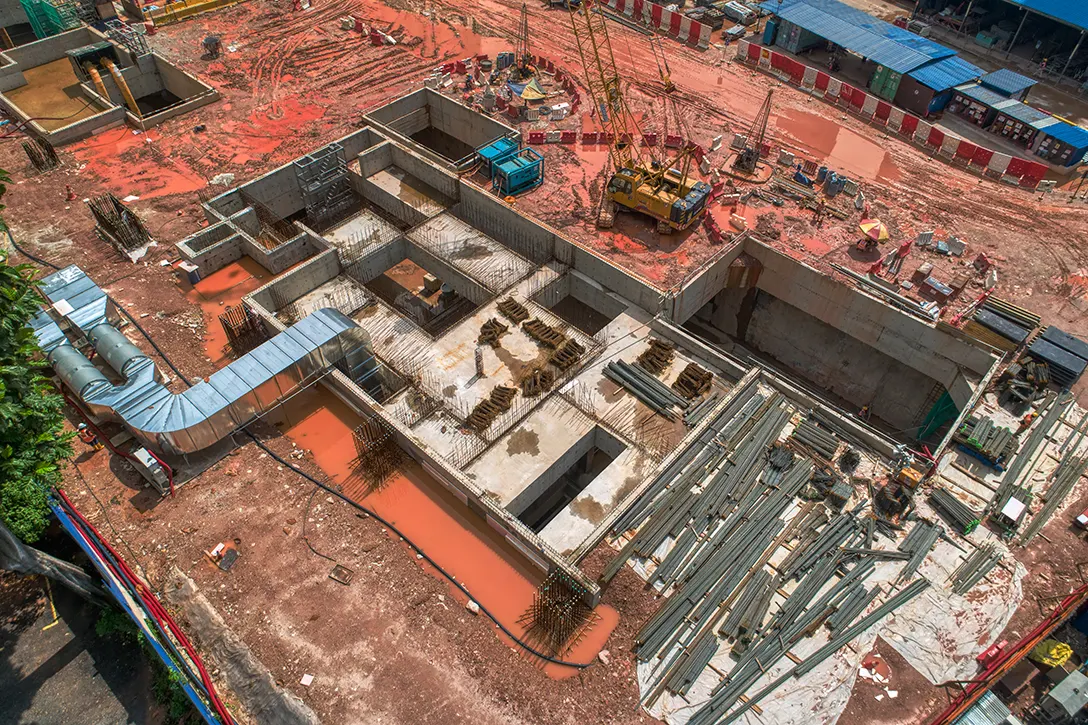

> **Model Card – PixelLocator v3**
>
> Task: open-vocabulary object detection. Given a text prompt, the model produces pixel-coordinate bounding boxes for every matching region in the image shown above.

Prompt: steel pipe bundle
[791,417,840,460]
[698,579,931,725]
[929,487,983,535]
[989,392,1071,515]
[604,360,688,419]
[684,391,722,427]
[1019,453,1088,544]
[897,521,941,583]
[951,543,1002,595]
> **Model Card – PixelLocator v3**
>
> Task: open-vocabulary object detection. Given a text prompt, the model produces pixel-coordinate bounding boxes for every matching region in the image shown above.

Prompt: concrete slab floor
[368,166,451,217]
[322,208,401,250]
[409,212,535,293]
[5,58,107,131]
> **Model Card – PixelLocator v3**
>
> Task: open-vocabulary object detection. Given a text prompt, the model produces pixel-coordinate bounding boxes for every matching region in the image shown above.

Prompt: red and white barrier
[601,0,711,49]
[734,38,1048,188]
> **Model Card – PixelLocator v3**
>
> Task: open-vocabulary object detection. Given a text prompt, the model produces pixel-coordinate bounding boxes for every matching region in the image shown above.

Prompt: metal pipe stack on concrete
[603,360,690,420]
[950,543,1002,595]
[929,487,983,535]
[896,521,941,583]
[987,392,1071,517]
[790,416,840,460]
[1018,452,1088,544]
[692,579,931,725]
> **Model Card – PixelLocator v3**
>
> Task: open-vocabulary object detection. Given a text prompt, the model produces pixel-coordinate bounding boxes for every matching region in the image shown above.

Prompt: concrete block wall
[423,88,512,150]
[668,238,747,323]
[390,142,460,201]
[456,182,554,264]
[356,141,393,178]
[355,174,430,227]
[0,0,28,30]
[744,290,943,430]
[249,248,339,312]
[341,237,406,284]
[405,239,490,305]
[240,231,320,275]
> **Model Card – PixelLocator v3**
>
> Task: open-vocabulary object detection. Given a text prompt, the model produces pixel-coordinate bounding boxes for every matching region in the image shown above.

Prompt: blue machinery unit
[476,136,520,178]
[493,148,544,196]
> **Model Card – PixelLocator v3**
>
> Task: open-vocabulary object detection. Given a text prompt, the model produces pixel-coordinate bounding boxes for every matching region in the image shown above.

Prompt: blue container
[475,136,520,178]
[493,148,544,196]
[762,19,778,46]
[496,52,515,71]
[817,166,828,182]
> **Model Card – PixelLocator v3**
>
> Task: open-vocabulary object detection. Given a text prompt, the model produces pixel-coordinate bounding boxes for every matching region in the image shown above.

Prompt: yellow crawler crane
[565,0,710,232]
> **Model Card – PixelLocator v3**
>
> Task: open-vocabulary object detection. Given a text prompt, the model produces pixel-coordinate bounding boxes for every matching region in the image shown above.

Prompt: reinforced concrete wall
[248,247,339,312]
[0,28,113,91]
[667,236,748,323]
[354,170,430,227]
[712,288,944,429]
[0,0,28,29]
[743,238,995,393]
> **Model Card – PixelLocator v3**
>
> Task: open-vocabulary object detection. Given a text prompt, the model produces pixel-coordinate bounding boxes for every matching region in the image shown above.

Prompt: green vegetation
[96,609,195,724]
[0,167,74,543]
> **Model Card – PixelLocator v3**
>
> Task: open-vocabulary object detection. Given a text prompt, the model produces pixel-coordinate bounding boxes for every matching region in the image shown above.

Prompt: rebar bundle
[518,569,598,655]
[950,543,1002,595]
[22,136,59,172]
[790,416,840,460]
[351,418,404,489]
[465,385,518,431]
[672,362,714,399]
[603,360,690,420]
[86,193,152,254]
[1019,453,1088,544]
[218,304,267,359]
[928,487,983,535]
[637,339,675,375]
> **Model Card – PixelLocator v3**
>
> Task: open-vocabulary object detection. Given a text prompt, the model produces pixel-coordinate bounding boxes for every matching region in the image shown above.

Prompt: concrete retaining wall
[341,237,405,283]
[249,247,339,311]
[390,142,460,201]
[668,238,747,323]
[0,0,28,29]
[456,182,554,264]
[355,174,430,227]
[743,238,995,387]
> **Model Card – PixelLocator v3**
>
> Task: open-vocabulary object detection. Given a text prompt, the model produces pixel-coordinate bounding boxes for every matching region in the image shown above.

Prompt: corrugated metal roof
[1038,119,1088,150]
[762,0,957,73]
[1003,0,1088,33]
[997,100,1053,125]
[952,691,1011,725]
[979,68,1037,96]
[909,56,984,91]
[954,82,1010,107]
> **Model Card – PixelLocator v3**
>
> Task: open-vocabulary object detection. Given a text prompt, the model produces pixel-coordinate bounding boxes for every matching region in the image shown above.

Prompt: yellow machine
[566,1,710,232]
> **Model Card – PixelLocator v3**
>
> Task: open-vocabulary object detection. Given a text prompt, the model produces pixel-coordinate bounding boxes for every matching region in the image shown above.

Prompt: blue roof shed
[1002,0,1088,34]
[979,69,1038,98]
[908,56,984,91]
[955,83,1012,107]
[760,0,957,73]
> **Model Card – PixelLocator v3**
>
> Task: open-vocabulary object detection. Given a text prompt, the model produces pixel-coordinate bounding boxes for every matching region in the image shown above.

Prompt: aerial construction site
[5,0,1088,723]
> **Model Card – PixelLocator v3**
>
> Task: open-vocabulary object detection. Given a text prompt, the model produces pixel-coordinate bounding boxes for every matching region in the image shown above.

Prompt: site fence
[733,38,1051,189]
[599,0,712,49]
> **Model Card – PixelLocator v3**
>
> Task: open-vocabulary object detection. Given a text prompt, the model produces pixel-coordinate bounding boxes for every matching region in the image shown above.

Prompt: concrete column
[1063,31,1085,79]
[1005,10,1029,59]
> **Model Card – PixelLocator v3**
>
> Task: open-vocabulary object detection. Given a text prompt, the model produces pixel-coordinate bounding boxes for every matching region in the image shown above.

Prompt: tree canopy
[0,169,73,543]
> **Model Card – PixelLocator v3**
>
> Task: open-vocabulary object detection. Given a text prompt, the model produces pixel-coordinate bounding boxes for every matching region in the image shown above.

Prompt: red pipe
[927,582,1088,724]
[55,488,234,724]
[60,387,175,497]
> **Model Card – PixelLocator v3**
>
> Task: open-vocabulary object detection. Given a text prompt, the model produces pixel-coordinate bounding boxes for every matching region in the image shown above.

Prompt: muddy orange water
[776,109,902,184]
[267,382,618,678]
[183,257,276,369]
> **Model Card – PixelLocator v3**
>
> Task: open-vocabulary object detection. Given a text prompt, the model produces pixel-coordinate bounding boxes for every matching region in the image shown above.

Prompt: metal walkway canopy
[1002,0,1088,34]
[760,0,958,73]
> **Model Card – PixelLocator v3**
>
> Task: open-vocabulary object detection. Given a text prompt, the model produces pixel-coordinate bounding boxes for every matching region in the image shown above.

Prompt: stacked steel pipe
[950,543,1002,595]
[603,360,690,420]
[929,487,983,535]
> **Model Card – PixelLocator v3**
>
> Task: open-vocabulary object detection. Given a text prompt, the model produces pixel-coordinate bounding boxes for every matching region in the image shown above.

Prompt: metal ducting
[48,344,111,398]
[87,323,149,377]
[35,266,373,456]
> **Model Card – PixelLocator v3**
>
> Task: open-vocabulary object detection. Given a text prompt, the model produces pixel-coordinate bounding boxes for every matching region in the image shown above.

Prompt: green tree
[0,169,104,604]
[0,256,73,542]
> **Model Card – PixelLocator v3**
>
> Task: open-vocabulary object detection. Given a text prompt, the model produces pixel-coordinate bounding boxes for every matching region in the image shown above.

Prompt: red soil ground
[3,0,1087,723]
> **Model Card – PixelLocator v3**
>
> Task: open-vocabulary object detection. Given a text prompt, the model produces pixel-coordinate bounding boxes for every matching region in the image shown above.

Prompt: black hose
[244,429,593,671]
[11,232,593,671]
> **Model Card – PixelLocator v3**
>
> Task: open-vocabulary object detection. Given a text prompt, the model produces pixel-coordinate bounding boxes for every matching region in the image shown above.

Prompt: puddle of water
[182,257,272,368]
[273,387,618,678]
[776,109,901,183]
